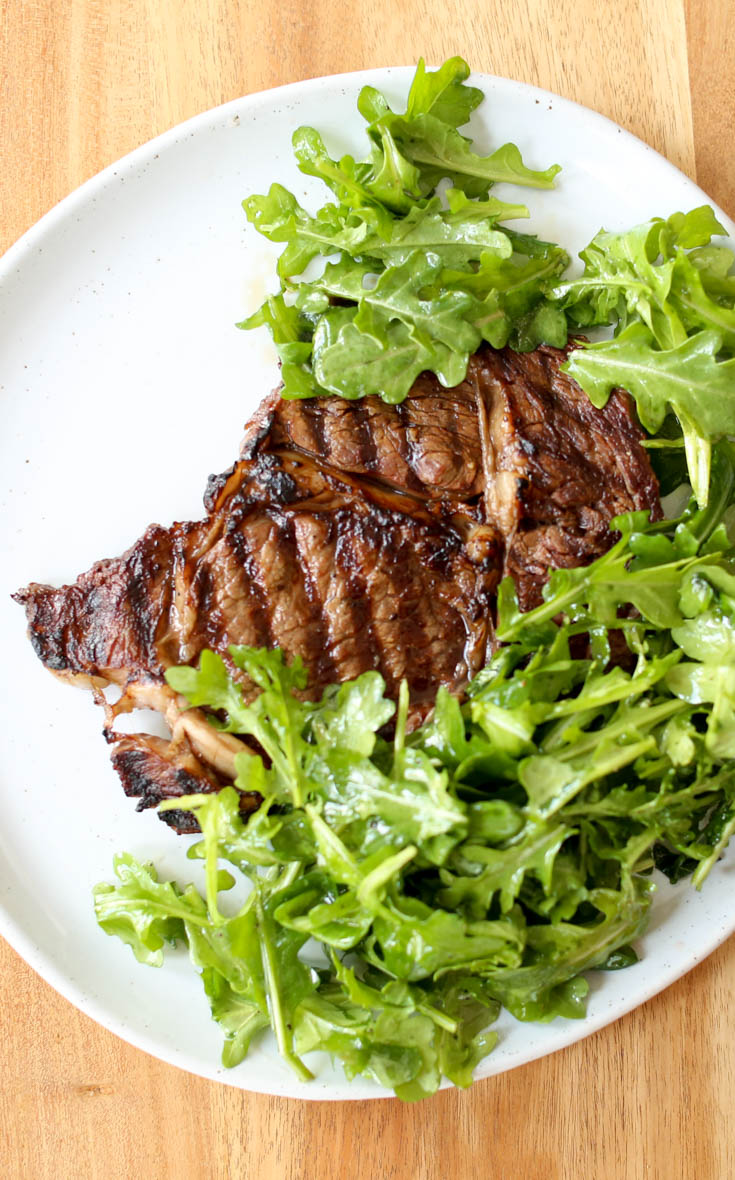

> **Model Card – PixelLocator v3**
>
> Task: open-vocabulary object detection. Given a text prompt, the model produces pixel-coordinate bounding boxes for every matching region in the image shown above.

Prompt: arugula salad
[94,58,735,1100]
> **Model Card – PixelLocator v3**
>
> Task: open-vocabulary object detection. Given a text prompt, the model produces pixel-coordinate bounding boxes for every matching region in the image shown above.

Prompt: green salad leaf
[564,326,735,508]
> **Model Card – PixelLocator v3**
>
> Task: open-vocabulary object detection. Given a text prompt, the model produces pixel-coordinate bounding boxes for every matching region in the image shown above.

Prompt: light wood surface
[1,3,734,1178]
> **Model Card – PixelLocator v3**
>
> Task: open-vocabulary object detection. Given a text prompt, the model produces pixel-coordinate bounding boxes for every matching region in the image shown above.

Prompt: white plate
[1,68,734,1101]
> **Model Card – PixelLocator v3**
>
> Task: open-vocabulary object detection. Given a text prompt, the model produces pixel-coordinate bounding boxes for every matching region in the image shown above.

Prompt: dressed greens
[95,444,735,1099]
[240,56,735,505]
[94,58,735,1099]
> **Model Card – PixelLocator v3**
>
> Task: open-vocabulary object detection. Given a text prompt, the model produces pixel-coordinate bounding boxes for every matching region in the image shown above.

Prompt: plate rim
[3,65,733,270]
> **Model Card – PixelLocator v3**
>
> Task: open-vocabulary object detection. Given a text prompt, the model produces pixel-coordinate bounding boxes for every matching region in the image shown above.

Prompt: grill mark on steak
[304,398,330,459]
[332,510,381,680]
[14,342,662,826]
[212,528,274,652]
[359,515,416,699]
[234,512,295,651]
[350,398,380,474]
[293,512,364,686]
[337,508,398,694]
[392,402,416,485]
[267,385,488,505]
[370,406,422,493]
[253,511,335,686]
[290,511,342,687]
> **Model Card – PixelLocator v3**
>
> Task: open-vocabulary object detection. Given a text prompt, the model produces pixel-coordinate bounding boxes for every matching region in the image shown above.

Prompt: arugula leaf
[242,185,370,279]
[236,293,317,398]
[309,252,484,352]
[568,326,735,441]
[364,127,425,213]
[690,245,735,300]
[439,818,575,916]
[317,747,466,847]
[485,881,652,1021]
[565,325,735,506]
[292,127,387,212]
[312,306,471,401]
[548,208,728,340]
[433,975,500,1089]
[93,853,203,965]
[202,968,270,1068]
[669,249,735,349]
[376,114,561,196]
[309,672,395,754]
[661,205,727,250]
[359,58,560,197]
[367,895,525,980]
[404,56,485,127]
[359,201,519,266]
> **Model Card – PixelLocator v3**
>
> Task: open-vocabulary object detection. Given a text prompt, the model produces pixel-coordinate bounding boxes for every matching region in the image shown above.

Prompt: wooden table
[1,3,733,1177]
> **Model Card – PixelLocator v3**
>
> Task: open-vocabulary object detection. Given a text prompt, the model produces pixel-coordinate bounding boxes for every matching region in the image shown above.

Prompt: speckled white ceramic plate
[1,67,734,1100]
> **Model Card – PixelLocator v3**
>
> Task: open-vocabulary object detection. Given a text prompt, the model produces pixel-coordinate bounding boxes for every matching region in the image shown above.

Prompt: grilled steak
[14,343,661,828]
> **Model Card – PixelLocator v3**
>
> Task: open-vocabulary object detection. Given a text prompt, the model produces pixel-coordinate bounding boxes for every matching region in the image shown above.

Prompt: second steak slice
[472,345,662,608]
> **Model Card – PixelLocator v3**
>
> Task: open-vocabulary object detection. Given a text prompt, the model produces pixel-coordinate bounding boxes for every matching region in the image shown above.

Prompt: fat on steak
[14,343,661,830]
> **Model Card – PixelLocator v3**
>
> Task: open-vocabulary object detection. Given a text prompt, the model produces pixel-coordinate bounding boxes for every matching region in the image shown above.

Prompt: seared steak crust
[14,343,661,825]
[111,733,260,833]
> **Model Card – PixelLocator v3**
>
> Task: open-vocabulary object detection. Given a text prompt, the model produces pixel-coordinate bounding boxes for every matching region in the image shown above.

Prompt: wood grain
[1,2,734,1178]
